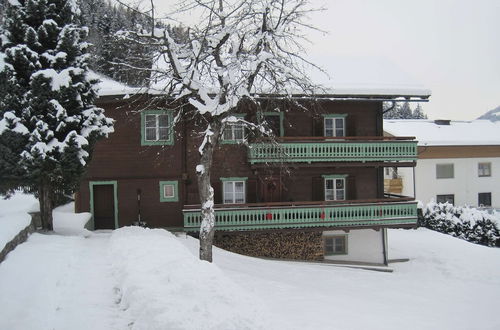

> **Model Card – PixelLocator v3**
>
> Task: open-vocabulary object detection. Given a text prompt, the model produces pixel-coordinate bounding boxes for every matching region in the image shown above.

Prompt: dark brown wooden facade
[75,95,414,230]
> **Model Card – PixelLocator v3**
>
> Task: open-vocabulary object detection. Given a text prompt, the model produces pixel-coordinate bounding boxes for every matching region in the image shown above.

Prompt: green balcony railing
[183,200,418,232]
[248,138,417,164]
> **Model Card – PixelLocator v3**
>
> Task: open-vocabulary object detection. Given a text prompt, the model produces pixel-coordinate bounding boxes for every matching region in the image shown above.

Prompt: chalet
[76,66,431,265]
[384,119,500,209]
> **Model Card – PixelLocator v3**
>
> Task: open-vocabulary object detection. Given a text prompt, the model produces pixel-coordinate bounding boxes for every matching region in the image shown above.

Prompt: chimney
[434,119,451,125]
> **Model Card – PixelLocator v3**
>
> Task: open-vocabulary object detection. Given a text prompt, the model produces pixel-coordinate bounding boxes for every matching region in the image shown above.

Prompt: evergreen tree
[383,101,428,119]
[0,0,114,229]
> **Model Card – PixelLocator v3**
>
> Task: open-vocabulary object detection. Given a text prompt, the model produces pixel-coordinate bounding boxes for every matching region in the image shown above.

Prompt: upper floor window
[323,114,347,137]
[478,162,491,177]
[221,177,247,204]
[437,194,454,204]
[222,115,245,143]
[323,175,347,201]
[478,192,491,207]
[141,110,174,145]
[436,164,454,179]
[260,112,284,137]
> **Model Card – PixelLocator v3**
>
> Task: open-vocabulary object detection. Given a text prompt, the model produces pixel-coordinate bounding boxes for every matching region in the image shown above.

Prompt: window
[324,236,347,255]
[478,193,492,207]
[221,178,247,204]
[261,112,284,137]
[323,114,346,137]
[436,164,454,179]
[324,176,346,201]
[141,110,173,145]
[159,181,178,202]
[478,162,491,177]
[436,194,454,204]
[222,115,245,143]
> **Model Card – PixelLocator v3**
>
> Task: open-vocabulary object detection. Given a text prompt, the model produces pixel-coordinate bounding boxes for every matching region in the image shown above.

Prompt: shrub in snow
[420,201,500,247]
[0,0,113,230]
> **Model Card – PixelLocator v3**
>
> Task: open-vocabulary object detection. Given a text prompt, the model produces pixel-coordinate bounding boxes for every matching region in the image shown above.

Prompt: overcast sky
[126,0,499,120]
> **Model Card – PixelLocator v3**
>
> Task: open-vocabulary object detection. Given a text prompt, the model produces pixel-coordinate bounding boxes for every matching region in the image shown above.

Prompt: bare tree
[124,0,322,262]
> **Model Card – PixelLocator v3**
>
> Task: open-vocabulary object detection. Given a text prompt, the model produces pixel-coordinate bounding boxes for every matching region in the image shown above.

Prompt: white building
[384,119,500,208]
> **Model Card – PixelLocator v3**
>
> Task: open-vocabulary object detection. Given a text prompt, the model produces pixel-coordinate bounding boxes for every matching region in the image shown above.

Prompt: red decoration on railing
[320,211,326,219]
[379,207,383,217]
[266,212,273,220]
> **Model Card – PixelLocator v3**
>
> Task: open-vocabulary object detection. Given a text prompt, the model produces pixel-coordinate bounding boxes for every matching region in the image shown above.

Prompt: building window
[259,112,284,137]
[324,236,347,255]
[436,194,454,204]
[222,115,245,143]
[478,162,491,177]
[436,164,454,179]
[141,110,174,145]
[221,177,247,204]
[478,193,492,207]
[323,114,347,137]
[159,181,179,202]
[324,176,346,201]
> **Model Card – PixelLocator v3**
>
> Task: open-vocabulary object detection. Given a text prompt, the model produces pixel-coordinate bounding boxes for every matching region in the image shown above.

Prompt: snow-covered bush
[420,201,500,247]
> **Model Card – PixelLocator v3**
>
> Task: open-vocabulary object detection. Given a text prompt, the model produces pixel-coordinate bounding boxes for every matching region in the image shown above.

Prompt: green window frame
[221,177,248,204]
[322,114,347,137]
[261,111,284,137]
[324,235,348,255]
[222,114,246,144]
[141,109,174,146]
[159,180,179,202]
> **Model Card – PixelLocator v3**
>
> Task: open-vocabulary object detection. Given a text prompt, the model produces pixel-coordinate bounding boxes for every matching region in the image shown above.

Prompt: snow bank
[109,227,269,330]
[0,193,38,250]
[53,202,92,237]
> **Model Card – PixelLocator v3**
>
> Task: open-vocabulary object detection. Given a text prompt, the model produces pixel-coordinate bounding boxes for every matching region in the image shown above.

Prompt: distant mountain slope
[478,105,500,121]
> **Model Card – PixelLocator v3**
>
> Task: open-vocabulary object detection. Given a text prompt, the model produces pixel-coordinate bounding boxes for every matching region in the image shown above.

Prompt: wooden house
[75,71,431,265]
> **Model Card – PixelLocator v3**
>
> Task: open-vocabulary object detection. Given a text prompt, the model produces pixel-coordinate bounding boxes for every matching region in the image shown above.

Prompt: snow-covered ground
[0,193,38,250]
[1,203,499,329]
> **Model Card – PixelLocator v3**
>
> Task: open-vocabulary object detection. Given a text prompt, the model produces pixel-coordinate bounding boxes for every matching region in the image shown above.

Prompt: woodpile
[214,231,324,260]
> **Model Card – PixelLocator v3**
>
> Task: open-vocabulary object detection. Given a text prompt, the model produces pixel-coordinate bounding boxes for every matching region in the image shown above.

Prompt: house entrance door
[261,177,281,203]
[93,184,115,229]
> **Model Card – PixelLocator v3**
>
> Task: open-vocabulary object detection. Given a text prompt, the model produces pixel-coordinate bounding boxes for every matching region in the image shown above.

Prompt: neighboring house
[75,65,430,265]
[384,119,500,209]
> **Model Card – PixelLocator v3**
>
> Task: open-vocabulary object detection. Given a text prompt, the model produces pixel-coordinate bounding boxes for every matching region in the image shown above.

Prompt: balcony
[247,136,417,164]
[183,198,418,232]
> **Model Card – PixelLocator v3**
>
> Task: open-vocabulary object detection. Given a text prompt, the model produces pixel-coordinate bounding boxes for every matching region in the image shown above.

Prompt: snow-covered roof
[384,119,500,146]
[308,55,431,98]
[89,71,144,97]
[93,55,431,99]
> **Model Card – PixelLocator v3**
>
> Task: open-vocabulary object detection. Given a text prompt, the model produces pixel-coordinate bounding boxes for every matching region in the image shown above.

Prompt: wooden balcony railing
[183,198,418,232]
[247,136,417,164]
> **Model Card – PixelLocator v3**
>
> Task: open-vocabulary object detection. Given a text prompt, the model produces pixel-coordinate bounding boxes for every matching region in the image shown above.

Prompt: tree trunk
[39,182,54,231]
[197,122,221,262]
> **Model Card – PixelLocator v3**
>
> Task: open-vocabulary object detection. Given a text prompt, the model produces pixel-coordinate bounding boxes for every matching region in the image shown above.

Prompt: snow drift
[109,227,270,330]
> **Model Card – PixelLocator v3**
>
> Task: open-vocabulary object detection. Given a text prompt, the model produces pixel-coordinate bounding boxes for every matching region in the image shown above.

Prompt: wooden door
[260,177,281,203]
[93,184,115,229]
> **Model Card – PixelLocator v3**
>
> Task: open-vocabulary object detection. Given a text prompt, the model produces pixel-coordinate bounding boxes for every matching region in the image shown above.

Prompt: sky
[123,0,500,120]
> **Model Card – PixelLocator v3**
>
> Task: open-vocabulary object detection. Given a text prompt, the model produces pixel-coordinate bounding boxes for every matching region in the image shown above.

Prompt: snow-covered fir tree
[383,101,428,119]
[0,0,114,230]
[124,0,321,261]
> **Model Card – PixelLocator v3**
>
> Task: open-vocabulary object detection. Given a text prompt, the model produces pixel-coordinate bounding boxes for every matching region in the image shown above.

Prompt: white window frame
[222,122,245,142]
[478,162,491,177]
[324,177,346,201]
[324,235,348,255]
[436,163,454,179]
[324,117,345,137]
[222,180,246,204]
[144,113,170,142]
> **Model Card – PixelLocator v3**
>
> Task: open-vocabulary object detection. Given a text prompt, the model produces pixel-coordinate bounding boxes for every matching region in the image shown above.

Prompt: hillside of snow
[478,105,500,122]
[1,222,499,330]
